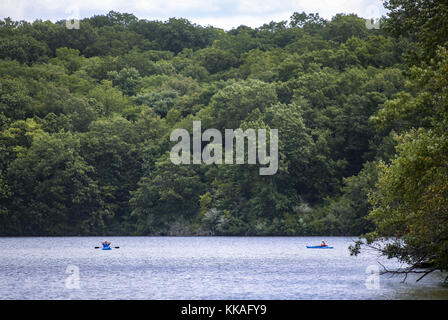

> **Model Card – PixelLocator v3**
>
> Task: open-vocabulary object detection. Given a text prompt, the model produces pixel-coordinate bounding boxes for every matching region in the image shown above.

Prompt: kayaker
[320,240,327,247]
[102,241,111,249]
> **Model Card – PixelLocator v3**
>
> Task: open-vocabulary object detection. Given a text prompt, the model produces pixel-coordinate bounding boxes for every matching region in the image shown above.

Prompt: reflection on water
[0,236,447,300]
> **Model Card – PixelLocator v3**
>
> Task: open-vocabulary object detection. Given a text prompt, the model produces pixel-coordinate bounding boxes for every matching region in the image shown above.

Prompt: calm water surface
[0,236,447,299]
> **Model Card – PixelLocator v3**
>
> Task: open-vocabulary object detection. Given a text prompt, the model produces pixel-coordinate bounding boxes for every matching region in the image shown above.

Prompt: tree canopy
[0,6,431,243]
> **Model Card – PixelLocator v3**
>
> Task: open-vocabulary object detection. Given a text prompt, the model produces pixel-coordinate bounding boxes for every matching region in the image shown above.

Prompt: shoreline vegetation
[0,1,447,280]
[1,11,402,237]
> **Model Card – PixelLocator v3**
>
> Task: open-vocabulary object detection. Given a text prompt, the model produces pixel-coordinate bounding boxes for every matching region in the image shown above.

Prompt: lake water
[0,236,447,300]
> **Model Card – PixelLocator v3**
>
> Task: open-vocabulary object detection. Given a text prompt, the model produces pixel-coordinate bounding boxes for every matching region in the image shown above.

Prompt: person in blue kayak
[102,241,111,249]
[320,240,327,247]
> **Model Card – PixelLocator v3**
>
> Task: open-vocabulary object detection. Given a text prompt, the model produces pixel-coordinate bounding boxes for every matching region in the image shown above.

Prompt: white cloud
[0,0,387,29]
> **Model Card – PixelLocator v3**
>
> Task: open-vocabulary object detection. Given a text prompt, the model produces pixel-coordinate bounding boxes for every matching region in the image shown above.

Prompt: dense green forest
[0,0,446,273]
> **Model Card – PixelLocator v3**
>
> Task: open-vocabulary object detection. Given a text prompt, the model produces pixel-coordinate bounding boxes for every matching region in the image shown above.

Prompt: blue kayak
[306,245,334,249]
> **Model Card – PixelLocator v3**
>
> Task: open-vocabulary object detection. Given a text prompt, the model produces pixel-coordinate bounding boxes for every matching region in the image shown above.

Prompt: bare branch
[416,269,436,282]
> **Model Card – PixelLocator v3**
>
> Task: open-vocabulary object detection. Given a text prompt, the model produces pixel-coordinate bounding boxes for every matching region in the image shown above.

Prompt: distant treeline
[0,4,442,243]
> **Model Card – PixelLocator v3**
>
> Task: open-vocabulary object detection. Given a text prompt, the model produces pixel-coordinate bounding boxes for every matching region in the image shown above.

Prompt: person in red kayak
[320,240,327,247]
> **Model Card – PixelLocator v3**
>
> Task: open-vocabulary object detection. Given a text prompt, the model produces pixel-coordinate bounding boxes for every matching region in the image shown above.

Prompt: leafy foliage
[349,0,448,276]
[0,10,412,237]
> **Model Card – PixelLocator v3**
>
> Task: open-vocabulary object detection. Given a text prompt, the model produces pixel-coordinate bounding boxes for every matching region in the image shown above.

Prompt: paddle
[94,246,120,249]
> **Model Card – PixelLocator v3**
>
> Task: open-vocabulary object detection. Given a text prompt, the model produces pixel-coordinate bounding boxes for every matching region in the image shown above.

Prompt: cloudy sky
[0,0,387,30]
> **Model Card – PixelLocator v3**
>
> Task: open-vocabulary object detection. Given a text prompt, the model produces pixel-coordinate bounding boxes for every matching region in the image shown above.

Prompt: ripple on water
[0,236,447,300]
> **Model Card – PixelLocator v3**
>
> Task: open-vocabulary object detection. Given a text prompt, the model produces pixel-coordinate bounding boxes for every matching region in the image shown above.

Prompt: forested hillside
[0,9,411,236]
